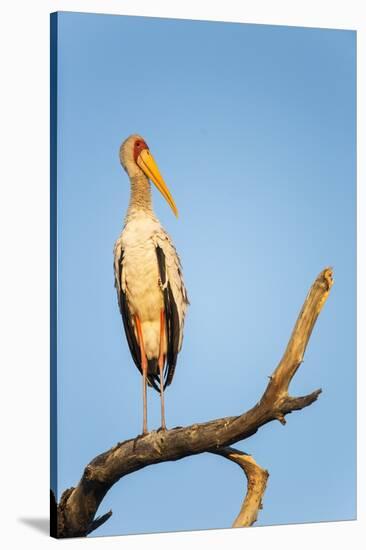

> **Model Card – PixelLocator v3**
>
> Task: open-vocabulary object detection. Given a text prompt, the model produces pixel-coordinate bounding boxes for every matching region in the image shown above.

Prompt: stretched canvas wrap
[50,11,356,539]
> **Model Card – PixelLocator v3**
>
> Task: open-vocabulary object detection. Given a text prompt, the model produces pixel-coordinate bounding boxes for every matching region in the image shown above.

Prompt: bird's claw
[157,426,167,433]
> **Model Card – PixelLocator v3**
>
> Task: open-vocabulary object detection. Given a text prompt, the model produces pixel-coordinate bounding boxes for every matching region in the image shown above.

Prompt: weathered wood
[212,447,269,527]
[54,267,333,538]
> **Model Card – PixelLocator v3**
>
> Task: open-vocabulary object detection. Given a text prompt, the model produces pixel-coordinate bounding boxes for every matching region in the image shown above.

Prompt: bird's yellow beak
[137,149,178,217]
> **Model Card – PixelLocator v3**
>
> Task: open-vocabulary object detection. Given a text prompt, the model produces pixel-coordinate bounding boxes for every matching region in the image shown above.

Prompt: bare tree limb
[86,510,113,535]
[212,447,269,527]
[261,266,333,408]
[54,267,333,538]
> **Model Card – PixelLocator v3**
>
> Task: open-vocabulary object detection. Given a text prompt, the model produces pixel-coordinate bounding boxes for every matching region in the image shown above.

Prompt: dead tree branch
[212,447,269,527]
[53,267,333,538]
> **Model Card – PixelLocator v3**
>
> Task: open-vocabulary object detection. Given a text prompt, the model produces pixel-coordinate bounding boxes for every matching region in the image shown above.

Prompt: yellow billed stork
[114,135,189,434]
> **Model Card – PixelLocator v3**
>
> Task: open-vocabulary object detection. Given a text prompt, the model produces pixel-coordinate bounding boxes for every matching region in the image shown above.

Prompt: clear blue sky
[54,12,356,537]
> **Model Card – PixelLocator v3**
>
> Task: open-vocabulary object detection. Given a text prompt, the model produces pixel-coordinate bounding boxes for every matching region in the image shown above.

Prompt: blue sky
[53,12,356,537]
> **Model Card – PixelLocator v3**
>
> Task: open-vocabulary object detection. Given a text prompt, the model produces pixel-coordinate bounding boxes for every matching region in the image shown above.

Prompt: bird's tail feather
[147,359,161,392]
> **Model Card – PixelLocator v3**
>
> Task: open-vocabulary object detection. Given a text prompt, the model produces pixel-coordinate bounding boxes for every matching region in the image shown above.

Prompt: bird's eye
[136,141,141,147]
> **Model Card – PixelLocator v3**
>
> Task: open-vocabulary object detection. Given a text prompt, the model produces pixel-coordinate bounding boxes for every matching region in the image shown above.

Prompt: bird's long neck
[126,173,154,219]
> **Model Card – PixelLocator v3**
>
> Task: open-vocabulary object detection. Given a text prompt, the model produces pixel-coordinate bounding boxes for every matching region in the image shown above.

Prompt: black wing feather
[156,245,180,389]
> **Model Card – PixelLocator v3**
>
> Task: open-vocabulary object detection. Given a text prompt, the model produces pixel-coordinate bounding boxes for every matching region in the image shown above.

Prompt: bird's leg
[158,309,167,430]
[135,315,148,435]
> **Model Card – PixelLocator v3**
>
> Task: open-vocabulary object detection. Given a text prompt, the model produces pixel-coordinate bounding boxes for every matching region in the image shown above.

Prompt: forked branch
[53,267,333,538]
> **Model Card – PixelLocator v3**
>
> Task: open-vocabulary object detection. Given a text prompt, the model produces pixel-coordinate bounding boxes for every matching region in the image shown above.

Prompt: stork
[114,135,189,434]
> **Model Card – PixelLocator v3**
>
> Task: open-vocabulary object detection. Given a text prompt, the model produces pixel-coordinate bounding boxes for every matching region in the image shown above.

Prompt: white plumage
[114,211,188,361]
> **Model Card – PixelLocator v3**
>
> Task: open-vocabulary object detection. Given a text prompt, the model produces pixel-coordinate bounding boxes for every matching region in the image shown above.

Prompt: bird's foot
[157,425,167,433]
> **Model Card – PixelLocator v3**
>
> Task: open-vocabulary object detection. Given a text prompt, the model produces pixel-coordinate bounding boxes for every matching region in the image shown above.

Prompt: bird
[114,135,189,434]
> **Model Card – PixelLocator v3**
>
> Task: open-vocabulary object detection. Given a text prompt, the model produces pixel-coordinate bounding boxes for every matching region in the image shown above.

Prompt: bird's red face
[133,138,149,164]
[133,137,178,217]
